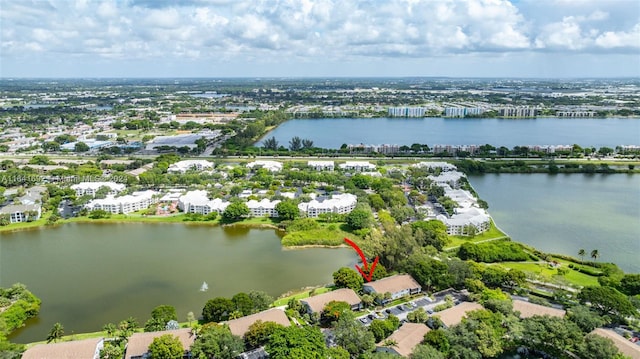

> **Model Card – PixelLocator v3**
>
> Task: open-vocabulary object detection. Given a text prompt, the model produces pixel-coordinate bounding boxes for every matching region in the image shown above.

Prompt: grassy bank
[496,261,600,288]
[281,226,354,247]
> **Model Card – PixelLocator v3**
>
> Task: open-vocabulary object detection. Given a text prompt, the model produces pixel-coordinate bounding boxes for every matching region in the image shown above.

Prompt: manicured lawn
[496,261,600,288]
[445,220,508,249]
[273,286,333,307]
[0,218,49,233]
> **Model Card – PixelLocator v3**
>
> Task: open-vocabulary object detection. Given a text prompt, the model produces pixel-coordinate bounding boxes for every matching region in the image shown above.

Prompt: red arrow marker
[344,237,379,282]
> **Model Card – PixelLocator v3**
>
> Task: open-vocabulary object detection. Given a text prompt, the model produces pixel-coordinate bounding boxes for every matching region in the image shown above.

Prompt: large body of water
[0,224,356,343]
[468,174,640,273]
[261,117,640,148]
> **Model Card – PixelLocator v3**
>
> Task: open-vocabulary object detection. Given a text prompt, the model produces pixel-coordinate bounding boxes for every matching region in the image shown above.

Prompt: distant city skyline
[1,0,639,78]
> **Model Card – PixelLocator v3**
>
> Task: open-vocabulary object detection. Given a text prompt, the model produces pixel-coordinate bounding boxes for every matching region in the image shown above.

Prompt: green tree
[103,323,117,338]
[574,333,623,359]
[578,286,636,318]
[232,292,254,316]
[591,249,600,262]
[407,307,428,323]
[619,274,640,296]
[99,343,123,359]
[411,220,449,250]
[74,141,90,152]
[46,322,64,343]
[266,325,327,359]
[202,297,235,322]
[333,311,376,357]
[151,305,178,325]
[346,207,373,230]
[244,320,286,349]
[262,137,279,151]
[248,290,273,312]
[275,199,300,220]
[369,319,396,342]
[423,329,449,354]
[332,267,364,292]
[191,324,244,359]
[567,305,609,332]
[302,138,314,150]
[322,300,352,326]
[410,344,445,359]
[578,249,586,263]
[289,136,302,151]
[222,202,249,222]
[147,334,184,359]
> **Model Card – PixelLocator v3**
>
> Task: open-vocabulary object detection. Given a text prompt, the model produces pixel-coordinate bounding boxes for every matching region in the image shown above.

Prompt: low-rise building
[363,274,422,303]
[71,182,126,197]
[85,190,158,214]
[0,204,41,223]
[22,337,104,359]
[298,193,357,218]
[591,329,640,359]
[376,323,430,357]
[436,302,484,328]
[300,288,362,314]
[513,300,566,319]
[339,161,376,172]
[125,328,196,359]
[307,160,335,171]
[437,207,491,236]
[247,160,282,172]
[177,190,230,215]
[428,171,464,189]
[247,199,280,217]
[225,308,291,337]
[167,160,214,173]
[411,162,457,172]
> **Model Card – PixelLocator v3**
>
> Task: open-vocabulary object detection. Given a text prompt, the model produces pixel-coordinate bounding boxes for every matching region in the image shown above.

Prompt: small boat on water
[200,282,209,292]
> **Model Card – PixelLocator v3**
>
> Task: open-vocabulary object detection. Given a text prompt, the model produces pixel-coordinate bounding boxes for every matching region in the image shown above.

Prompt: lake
[260,117,640,148]
[0,223,356,343]
[468,173,640,273]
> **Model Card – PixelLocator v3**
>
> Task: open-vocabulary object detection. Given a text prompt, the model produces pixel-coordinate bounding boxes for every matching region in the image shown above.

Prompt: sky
[1,0,639,78]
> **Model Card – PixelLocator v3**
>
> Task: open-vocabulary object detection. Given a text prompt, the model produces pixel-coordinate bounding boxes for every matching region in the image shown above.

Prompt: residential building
[437,207,491,236]
[363,274,422,303]
[167,160,214,173]
[411,162,457,172]
[247,199,280,217]
[512,300,566,319]
[376,323,430,357]
[125,328,196,359]
[444,107,486,118]
[177,190,229,215]
[225,308,291,337]
[339,161,376,172]
[22,337,104,359]
[298,193,357,218]
[437,302,484,328]
[246,160,282,172]
[0,204,41,223]
[388,106,426,117]
[428,171,464,189]
[71,182,125,197]
[307,160,335,171]
[498,107,537,118]
[85,190,158,214]
[591,329,640,359]
[300,288,362,314]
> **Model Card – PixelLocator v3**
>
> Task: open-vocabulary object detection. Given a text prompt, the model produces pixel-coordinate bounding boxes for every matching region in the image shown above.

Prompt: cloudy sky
[1,0,639,78]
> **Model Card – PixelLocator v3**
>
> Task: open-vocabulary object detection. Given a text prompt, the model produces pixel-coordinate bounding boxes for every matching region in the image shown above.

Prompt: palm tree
[591,249,600,262]
[102,323,117,338]
[578,249,586,263]
[47,322,64,343]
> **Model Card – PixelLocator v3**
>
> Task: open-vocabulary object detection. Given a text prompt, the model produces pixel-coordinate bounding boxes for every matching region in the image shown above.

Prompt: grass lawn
[496,261,600,288]
[445,220,508,249]
[273,286,333,307]
[0,218,49,233]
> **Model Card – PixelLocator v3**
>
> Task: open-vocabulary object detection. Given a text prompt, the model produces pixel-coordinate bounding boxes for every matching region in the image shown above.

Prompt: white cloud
[1,0,638,76]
